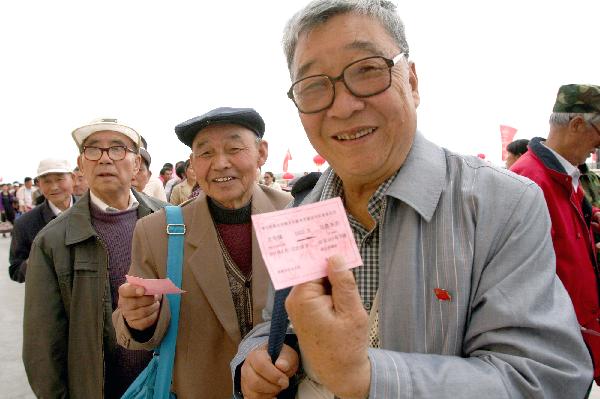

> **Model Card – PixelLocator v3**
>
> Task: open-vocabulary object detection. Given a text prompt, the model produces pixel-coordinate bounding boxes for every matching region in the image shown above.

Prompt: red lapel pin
[434,288,452,301]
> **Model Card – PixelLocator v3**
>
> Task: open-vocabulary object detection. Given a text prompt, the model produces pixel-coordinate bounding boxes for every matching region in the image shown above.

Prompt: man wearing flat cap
[23,118,167,399]
[113,107,291,398]
[8,158,75,282]
[512,84,600,391]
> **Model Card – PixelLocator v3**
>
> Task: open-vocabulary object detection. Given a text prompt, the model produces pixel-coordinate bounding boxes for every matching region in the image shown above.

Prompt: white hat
[71,118,141,150]
[37,158,72,177]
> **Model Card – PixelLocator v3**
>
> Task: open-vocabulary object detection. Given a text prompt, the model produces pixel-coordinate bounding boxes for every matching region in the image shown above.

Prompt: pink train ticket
[125,275,185,295]
[252,197,362,290]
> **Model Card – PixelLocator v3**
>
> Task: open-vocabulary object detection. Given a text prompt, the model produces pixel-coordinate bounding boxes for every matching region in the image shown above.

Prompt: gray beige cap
[72,118,141,150]
[37,158,72,177]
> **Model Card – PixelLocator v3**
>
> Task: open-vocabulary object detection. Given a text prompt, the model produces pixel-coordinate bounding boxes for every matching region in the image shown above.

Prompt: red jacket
[511,137,600,381]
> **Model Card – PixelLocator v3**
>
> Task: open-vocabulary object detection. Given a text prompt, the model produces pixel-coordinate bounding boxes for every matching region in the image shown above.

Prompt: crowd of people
[2,1,600,398]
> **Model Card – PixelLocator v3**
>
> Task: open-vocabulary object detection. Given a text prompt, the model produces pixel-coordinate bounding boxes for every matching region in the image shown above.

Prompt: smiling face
[38,173,74,210]
[77,130,140,202]
[190,124,267,209]
[291,13,419,187]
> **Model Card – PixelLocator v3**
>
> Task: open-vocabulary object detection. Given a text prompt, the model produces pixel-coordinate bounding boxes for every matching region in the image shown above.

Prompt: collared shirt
[542,141,580,191]
[47,196,74,216]
[89,190,139,213]
[319,170,397,311]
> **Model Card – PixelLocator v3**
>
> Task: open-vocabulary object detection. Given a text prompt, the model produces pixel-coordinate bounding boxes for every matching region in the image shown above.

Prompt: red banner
[283,149,292,172]
[500,125,518,161]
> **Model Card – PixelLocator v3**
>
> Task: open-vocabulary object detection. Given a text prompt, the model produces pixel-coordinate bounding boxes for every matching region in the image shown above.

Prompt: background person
[72,166,89,196]
[15,176,35,213]
[511,84,600,391]
[165,160,185,201]
[132,139,153,194]
[0,183,16,225]
[9,158,75,283]
[262,171,282,191]
[505,138,530,168]
[169,159,197,205]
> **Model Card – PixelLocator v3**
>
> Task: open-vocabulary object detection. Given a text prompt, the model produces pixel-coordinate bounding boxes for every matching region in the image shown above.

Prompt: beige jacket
[113,184,291,398]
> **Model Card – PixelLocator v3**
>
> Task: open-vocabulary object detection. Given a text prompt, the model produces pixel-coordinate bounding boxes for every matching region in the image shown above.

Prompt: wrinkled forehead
[82,130,137,148]
[191,124,257,149]
[291,14,397,80]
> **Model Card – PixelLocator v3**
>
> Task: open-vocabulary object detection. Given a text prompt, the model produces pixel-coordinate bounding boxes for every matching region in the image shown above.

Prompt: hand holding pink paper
[125,275,185,295]
[252,197,362,289]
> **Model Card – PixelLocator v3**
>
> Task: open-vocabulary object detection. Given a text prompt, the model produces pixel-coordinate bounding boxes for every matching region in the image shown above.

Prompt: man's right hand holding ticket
[241,255,370,399]
[117,283,162,331]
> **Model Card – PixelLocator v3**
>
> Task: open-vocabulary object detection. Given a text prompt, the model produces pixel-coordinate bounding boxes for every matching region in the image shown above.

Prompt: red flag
[283,149,292,172]
[500,125,518,161]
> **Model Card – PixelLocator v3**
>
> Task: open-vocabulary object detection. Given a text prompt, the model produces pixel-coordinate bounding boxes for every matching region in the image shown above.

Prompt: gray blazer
[232,132,593,398]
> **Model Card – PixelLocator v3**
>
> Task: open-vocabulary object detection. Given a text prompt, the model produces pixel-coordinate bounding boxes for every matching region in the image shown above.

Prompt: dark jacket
[511,137,600,382]
[23,190,166,399]
[8,198,74,282]
[0,191,16,223]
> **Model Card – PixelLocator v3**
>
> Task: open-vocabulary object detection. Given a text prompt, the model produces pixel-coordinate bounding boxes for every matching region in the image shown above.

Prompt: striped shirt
[319,171,397,311]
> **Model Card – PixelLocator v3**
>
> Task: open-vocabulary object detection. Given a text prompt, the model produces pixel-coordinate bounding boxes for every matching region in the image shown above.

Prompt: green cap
[553,84,600,113]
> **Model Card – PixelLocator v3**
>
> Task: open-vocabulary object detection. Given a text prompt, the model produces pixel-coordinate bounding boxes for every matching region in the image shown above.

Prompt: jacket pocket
[74,254,99,278]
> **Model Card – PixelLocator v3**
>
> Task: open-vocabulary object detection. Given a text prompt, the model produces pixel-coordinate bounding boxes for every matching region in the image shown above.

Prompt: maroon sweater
[208,198,252,277]
[90,204,152,399]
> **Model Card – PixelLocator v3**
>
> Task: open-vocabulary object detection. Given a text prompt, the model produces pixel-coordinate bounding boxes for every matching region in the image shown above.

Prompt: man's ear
[133,154,141,175]
[76,154,84,172]
[409,62,420,108]
[257,139,269,168]
[569,115,586,132]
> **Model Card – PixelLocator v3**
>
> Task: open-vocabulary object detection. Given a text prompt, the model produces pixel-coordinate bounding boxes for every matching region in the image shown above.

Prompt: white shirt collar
[89,189,139,213]
[542,142,580,191]
[47,196,73,216]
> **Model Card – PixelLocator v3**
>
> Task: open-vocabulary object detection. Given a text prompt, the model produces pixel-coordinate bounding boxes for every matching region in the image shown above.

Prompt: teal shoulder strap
[154,206,185,398]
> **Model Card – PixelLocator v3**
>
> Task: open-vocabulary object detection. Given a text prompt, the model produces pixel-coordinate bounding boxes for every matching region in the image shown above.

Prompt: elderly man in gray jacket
[232,1,593,398]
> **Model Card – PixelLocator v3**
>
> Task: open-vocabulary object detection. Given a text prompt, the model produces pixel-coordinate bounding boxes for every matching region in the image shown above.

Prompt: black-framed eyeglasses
[82,146,137,161]
[287,53,406,114]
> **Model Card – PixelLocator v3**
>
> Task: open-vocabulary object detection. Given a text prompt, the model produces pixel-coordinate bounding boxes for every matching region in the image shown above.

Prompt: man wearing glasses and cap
[233,1,592,398]
[8,158,75,282]
[23,118,166,399]
[511,84,600,394]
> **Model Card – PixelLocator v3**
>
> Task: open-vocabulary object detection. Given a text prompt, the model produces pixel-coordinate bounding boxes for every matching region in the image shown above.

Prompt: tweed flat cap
[175,107,265,148]
[553,84,600,114]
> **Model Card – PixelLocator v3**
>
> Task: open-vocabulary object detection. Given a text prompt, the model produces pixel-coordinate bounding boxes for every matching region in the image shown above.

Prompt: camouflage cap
[553,84,600,113]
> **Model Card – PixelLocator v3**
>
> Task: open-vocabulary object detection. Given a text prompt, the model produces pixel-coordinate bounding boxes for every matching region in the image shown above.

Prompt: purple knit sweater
[90,204,152,399]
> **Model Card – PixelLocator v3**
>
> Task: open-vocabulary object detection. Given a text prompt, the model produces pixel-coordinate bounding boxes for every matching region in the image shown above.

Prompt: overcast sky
[1,0,598,183]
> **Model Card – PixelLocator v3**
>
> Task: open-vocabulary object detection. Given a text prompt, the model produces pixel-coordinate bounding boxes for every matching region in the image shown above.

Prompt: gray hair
[549,112,600,126]
[282,0,409,72]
